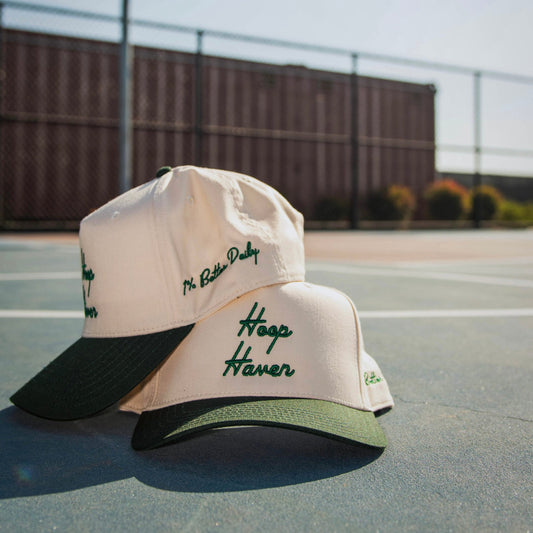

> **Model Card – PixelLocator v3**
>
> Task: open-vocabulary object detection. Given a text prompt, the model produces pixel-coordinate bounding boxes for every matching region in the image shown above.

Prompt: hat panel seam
[320,287,367,408]
[210,172,290,279]
[151,177,175,323]
[349,295,368,408]
[228,173,276,243]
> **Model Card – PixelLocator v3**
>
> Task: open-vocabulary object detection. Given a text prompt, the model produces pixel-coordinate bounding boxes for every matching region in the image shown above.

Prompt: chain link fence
[1,2,532,229]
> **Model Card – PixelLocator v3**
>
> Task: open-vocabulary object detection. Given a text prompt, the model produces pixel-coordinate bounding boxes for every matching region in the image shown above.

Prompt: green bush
[469,185,503,220]
[499,200,533,222]
[313,196,350,221]
[425,179,468,220]
[366,185,416,221]
[499,200,523,221]
[522,203,533,221]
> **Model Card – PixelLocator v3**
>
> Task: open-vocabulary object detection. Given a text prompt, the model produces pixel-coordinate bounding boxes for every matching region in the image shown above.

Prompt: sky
[5,0,533,176]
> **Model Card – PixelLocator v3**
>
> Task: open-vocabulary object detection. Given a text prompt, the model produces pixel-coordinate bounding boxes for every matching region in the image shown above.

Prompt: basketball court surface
[1,229,532,532]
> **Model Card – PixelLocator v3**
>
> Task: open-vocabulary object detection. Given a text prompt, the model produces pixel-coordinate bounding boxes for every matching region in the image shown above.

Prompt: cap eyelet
[156,166,172,178]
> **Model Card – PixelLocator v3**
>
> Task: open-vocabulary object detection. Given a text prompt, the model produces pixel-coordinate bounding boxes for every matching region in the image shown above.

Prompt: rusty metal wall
[200,59,353,216]
[197,55,435,216]
[0,29,435,227]
[131,46,195,187]
[1,30,121,226]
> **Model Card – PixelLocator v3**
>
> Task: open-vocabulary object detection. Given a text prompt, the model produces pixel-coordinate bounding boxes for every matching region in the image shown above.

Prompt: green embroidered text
[364,371,383,385]
[81,250,98,319]
[223,341,295,377]
[222,302,295,378]
[227,241,260,265]
[81,251,95,297]
[182,241,260,295]
[238,301,293,354]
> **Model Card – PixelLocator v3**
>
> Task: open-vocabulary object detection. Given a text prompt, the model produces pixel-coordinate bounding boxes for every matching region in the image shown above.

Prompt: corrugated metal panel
[1,30,121,224]
[131,46,195,186]
[1,29,435,226]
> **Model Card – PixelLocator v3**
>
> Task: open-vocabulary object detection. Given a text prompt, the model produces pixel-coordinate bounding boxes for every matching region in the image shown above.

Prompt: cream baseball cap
[11,166,305,420]
[121,282,394,450]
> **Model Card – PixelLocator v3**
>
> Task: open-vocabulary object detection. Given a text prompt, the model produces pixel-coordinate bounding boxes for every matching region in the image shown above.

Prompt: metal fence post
[194,30,204,166]
[119,0,132,194]
[473,71,482,228]
[350,53,360,229]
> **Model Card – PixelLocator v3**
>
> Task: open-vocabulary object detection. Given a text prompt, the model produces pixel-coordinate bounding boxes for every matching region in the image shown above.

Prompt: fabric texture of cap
[11,166,305,420]
[120,282,394,450]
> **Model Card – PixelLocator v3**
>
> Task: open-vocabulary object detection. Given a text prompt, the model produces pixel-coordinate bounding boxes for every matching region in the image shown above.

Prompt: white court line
[0,240,78,251]
[392,256,533,268]
[1,308,532,320]
[0,309,83,319]
[359,308,533,319]
[0,272,80,281]
[306,262,533,288]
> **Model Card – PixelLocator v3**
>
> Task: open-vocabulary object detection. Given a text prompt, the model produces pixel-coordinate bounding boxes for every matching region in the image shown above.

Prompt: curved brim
[131,396,387,450]
[10,324,194,420]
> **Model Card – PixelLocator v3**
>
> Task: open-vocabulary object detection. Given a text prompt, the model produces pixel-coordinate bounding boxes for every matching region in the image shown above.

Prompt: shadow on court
[1,231,531,531]
[0,406,382,498]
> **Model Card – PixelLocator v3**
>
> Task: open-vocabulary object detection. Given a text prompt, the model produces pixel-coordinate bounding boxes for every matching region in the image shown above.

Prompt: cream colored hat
[121,282,394,450]
[11,166,305,420]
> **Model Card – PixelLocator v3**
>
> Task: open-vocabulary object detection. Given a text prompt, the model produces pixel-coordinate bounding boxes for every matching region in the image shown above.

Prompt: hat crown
[80,166,305,338]
[121,282,394,414]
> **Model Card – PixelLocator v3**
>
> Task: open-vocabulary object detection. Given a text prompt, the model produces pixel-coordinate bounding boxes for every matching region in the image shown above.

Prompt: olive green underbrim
[132,397,387,450]
[10,324,194,421]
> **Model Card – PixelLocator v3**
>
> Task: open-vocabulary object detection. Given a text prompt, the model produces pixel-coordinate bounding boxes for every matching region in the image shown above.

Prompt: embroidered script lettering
[81,250,98,319]
[182,241,260,296]
[81,252,95,296]
[200,262,228,288]
[223,341,295,377]
[364,371,383,385]
[227,241,260,265]
[238,301,293,354]
[222,302,295,378]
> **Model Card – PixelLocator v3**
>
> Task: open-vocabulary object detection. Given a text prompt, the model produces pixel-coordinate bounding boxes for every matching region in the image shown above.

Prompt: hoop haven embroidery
[223,301,295,378]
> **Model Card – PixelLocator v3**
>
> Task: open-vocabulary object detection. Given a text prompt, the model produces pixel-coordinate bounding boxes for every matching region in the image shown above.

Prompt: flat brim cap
[10,166,305,420]
[121,282,394,449]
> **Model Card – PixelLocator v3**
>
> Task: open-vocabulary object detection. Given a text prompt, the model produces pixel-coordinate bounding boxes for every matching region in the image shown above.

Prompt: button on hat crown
[155,166,172,178]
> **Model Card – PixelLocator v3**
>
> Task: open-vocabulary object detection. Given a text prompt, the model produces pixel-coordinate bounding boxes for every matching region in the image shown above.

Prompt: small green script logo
[81,250,98,319]
[364,371,383,386]
[182,241,260,296]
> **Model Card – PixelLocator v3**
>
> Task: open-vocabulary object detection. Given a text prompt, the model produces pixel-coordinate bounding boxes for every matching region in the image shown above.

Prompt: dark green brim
[132,397,387,450]
[10,324,194,421]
